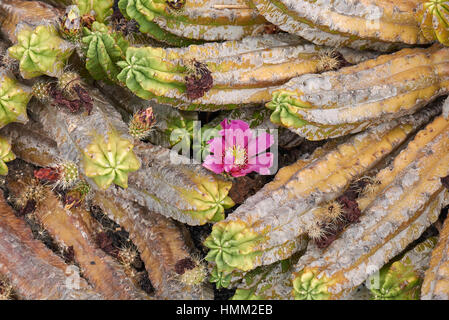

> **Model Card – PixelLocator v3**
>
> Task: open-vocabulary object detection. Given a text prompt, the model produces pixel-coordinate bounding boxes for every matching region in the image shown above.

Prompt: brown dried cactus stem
[421,213,449,299]
[0,125,213,299]
[0,190,103,299]
[6,164,151,300]
[93,193,213,300]
[292,115,449,300]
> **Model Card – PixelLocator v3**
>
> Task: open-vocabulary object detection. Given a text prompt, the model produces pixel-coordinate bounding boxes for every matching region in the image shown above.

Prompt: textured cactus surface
[368,237,437,300]
[7,25,74,79]
[23,82,234,225]
[0,0,61,43]
[421,214,449,299]
[6,166,150,300]
[418,0,449,46]
[204,107,439,280]
[92,192,214,299]
[116,34,354,110]
[249,0,429,50]
[118,0,268,41]
[0,71,31,128]
[267,46,449,140]
[82,22,129,81]
[0,190,103,299]
[76,0,114,22]
[0,136,15,176]
[291,115,449,300]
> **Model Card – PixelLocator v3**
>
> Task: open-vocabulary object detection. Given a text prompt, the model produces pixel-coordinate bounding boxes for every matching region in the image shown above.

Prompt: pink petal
[202,155,224,174]
[247,132,274,159]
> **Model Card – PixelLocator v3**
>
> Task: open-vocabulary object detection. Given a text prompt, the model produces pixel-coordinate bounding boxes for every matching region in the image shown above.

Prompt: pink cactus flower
[202,119,274,177]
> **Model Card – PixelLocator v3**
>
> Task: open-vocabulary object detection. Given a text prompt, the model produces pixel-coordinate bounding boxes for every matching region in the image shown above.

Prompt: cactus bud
[128,107,156,140]
[184,60,213,100]
[59,5,82,42]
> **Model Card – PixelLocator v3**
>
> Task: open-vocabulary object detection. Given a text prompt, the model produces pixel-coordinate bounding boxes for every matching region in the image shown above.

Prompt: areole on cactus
[82,130,141,189]
[8,25,74,79]
[0,71,32,128]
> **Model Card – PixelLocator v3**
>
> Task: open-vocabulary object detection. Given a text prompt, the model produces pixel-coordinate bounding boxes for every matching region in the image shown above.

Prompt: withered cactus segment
[368,237,437,300]
[204,107,440,278]
[22,82,233,225]
[0,0,62,43]
[118,0,269,41]
[0,121,213,299]
[267,46,449,140]
[291,115,449,300]
[0,190,103,299]
[116,35,371,110]
[421,213,449,299]
[92,192,214,300]
[6,165,151,300]
[249,0,427,51]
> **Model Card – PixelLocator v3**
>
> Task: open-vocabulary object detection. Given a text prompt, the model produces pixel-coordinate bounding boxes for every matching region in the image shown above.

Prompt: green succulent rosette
[368,237,437,300]
[8,25,74,79]
[204,220,263,273]
[0,72,32,128]
[75,0,114,23]
[0,136,16,175]
[179,176,234,223]
[209,267,232,290]
[292,268,332,300]
[116,46,186,100]
[419,0,449,46]
[82,22,129,81]
[368,260,421,300]
[82,130,141,189]
[266,90,310,129]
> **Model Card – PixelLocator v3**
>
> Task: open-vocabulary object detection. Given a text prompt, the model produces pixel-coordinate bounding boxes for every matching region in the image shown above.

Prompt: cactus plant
[82,22,129,82]
[115,35,367,110]
[117,0,269,41]
[267,46,449,140]
[6,165,150,300]
[92,192,214,299]
[7,25,74,79]
[368,237,437,300]
[14,77,234,225]
[421,213,449,299]
[249,0,429,51]
[291,115,449,299]
[0,190,103,299]
[204,105,441,281]
[82,130,141,189]
[0,71,32,128]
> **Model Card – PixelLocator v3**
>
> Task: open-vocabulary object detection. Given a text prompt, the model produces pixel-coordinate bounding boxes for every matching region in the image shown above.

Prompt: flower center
[227,145,247,167]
